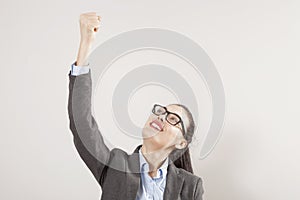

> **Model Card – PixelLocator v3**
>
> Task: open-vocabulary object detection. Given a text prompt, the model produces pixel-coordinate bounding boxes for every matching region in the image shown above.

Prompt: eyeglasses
[152,104,186,136]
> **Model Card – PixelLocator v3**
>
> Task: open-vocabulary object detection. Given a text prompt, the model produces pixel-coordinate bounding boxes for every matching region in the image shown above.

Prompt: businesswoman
[68,12,204,200]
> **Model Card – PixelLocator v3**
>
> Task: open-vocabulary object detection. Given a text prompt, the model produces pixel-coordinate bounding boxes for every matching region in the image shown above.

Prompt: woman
[68,12,204,200]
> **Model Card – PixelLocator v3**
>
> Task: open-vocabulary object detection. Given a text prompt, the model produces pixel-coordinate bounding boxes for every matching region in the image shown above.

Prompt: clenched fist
[75,12,101,66]
[79,12,101,44]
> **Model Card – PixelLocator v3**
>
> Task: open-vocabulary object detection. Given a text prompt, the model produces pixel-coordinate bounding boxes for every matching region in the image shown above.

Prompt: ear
[175,139,188,150]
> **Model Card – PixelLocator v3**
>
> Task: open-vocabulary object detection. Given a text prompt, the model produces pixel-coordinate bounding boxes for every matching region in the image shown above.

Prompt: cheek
[165,125,181,137]
[150,134,175,149]
[142,122,181,148]
[157,126,180,144]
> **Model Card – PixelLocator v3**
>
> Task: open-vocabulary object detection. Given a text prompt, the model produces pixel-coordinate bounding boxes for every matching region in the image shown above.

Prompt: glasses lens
[166,113,180,125]
[153,105,166,115]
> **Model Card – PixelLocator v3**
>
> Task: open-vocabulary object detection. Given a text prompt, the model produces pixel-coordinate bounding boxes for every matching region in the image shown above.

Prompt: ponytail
[168,103,195,174]
[170,147,194,174]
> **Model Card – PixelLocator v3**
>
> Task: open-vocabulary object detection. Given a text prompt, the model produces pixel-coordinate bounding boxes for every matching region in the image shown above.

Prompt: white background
[0,0,299,199]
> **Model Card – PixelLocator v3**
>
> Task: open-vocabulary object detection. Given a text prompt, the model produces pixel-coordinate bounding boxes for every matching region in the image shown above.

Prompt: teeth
[151,122,162,131]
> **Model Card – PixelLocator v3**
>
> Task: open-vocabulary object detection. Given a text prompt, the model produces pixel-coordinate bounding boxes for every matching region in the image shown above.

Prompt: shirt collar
[138,147,169,179]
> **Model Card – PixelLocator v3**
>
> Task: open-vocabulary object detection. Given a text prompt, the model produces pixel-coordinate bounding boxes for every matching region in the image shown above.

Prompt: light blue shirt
[69,62,169,199]
[136,148,169,200]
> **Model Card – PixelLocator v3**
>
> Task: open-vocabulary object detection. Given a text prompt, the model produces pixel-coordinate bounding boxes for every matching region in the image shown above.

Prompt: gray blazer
[67,69,204,200]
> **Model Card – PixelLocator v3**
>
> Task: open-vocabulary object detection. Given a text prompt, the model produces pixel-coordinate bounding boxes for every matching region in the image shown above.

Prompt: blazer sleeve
[67,68,111,186]
[194,177,204,200]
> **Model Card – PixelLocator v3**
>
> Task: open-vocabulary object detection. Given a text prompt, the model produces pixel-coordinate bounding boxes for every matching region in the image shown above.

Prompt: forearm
[76,40,92,66]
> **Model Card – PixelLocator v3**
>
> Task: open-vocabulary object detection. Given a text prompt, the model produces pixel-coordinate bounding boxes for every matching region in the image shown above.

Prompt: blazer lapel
[126,144,184,200]
[163,159,185,200]
[126,144,142,200]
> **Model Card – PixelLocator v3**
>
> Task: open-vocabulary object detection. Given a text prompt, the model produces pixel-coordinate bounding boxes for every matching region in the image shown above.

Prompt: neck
[140,143,172,172]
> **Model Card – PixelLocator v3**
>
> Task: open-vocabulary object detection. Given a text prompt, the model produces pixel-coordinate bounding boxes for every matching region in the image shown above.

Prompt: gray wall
[0,0,299,199]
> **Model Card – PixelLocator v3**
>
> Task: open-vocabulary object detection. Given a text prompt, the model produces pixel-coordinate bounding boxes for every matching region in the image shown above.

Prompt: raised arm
[67,12,110,186]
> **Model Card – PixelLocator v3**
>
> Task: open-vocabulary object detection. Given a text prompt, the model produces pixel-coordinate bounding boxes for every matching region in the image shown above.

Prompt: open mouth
[149,120,163,131]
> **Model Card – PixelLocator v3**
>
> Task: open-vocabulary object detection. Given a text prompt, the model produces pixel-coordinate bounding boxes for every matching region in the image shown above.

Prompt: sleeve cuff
[70,61,90,76]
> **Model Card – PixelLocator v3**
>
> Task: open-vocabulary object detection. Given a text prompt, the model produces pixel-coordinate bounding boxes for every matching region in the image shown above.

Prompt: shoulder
[104,147,129,171]
[105,145,142,172]
[111,147,128,155]
[177,168,203,184]
[177,168,204,199]
[109,147,130,161]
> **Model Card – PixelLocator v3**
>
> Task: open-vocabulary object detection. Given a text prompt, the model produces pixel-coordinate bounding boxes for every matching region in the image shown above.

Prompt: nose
[157,113,166,122]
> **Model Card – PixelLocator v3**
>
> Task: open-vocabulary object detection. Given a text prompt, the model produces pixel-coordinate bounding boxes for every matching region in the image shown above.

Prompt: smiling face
[142,104,190,152]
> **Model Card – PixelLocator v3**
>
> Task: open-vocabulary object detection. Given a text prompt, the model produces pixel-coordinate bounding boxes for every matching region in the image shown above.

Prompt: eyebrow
[167,108,184,119]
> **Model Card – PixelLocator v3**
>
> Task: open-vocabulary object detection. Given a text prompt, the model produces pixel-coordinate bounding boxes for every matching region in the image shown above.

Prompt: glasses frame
[152,104,186,136]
